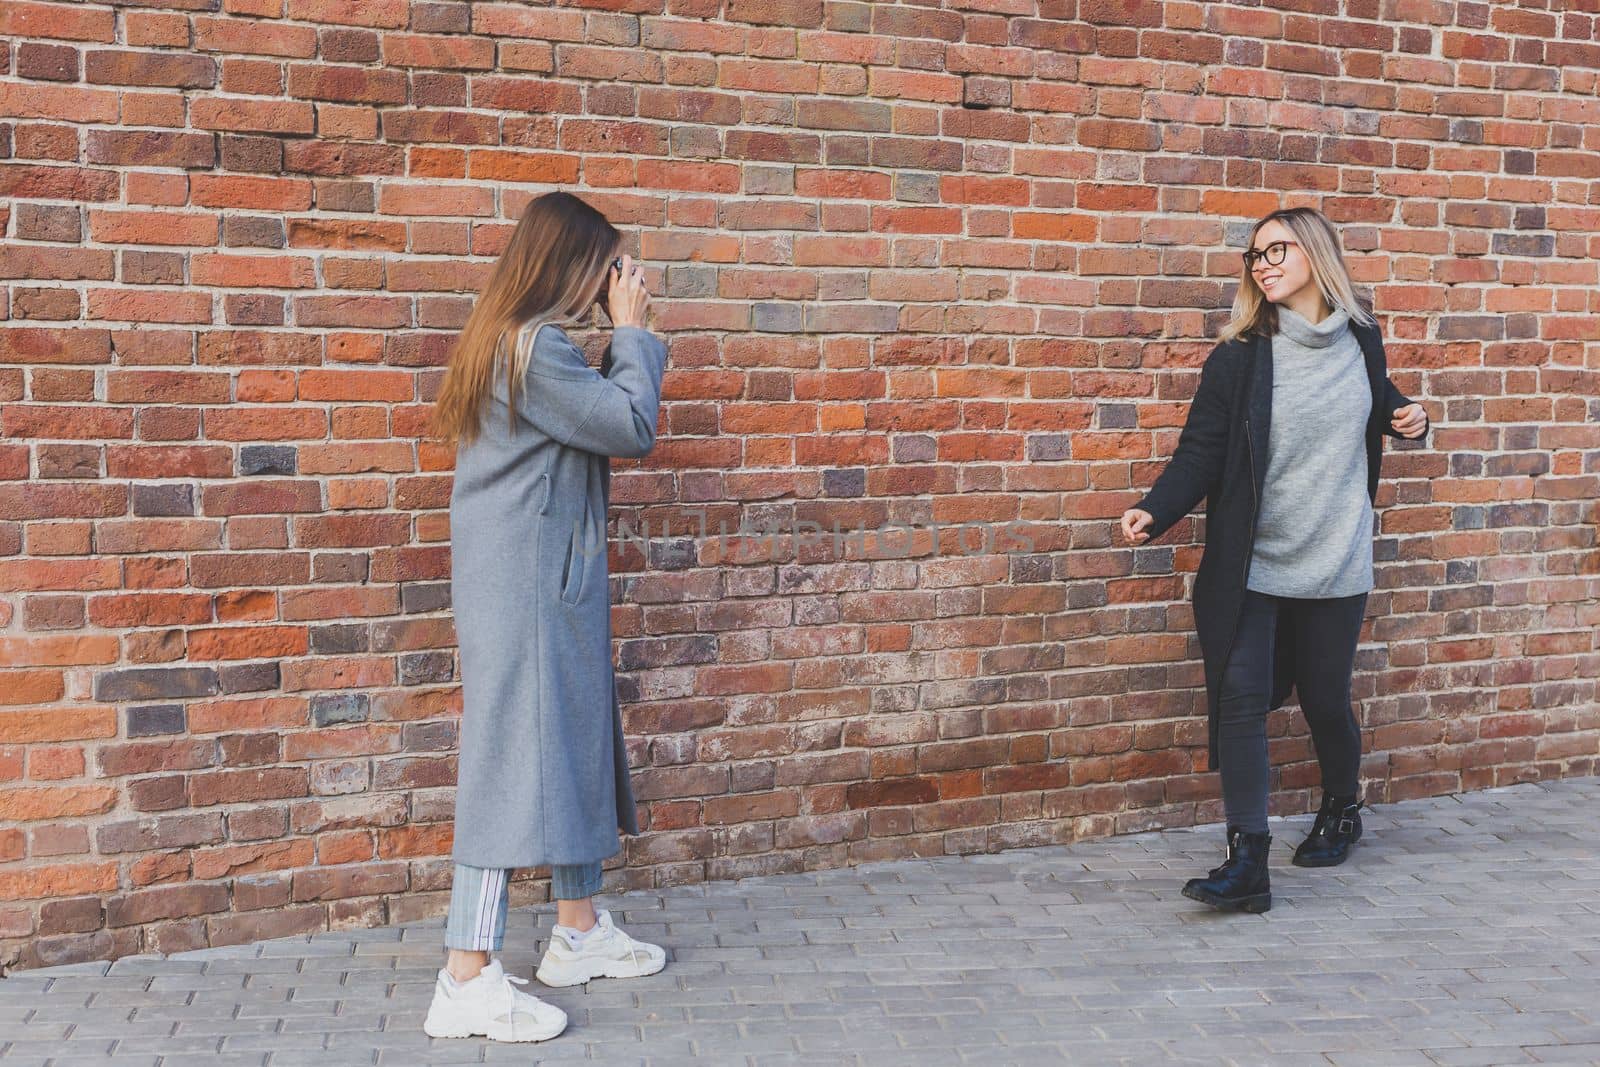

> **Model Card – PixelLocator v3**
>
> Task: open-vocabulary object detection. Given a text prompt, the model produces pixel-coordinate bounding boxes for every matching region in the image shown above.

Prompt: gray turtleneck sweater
[1246,304,1375,599]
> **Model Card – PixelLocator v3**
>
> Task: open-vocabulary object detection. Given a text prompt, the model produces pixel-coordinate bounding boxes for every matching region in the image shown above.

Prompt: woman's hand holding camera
[605,255,649,329]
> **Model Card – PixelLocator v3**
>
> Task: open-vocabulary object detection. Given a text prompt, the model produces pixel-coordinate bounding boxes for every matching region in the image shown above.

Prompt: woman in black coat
[1120,207,1429,913]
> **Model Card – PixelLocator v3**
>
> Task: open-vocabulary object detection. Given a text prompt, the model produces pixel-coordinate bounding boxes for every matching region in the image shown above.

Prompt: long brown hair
[432,192,621,444]
[1220,207,1376,342]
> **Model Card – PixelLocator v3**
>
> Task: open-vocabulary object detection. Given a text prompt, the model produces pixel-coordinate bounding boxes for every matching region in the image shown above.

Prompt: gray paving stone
[3,777,1599,1064]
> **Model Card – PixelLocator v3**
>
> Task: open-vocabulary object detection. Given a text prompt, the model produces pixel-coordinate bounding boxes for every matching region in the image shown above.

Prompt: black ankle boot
[1292,792,1363,867]
[1182,827,1271,913]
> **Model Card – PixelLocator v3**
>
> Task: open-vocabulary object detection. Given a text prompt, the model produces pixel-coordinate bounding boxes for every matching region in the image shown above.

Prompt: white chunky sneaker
[422,959,567,1043]
[535,909,667,987]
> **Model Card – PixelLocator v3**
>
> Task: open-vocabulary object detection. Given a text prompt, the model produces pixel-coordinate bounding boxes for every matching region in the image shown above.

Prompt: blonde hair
[431,192,621,444]
[1219,207,1375,342]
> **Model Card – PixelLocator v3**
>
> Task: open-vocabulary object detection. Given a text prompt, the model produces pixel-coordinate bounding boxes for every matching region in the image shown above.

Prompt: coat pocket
[558,524,585,605]
[534,470,552,515]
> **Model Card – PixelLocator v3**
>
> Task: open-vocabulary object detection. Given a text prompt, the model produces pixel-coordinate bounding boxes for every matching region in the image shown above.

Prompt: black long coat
[1134,318,1428,768]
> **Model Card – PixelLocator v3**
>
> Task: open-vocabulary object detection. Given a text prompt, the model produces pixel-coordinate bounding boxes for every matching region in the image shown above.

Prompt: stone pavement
[3,776,1598,1066]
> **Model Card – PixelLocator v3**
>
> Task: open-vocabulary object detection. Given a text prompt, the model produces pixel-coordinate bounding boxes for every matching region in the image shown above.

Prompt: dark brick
[312,693,369,727]
[314,180,375,213]
[121,250,185,285]
[1436,316,1505,341]
[129,775,189,812]
[1514,206,1546,230]
[37,443,101,479]
[218,661,280,695]
[1099,403,1138,429]
[1488,503,1547,528]
[107,884,230,928]
[411,2,470,32]
[95,667,220,703]
[97,813,225,854]
[319,28,379,63]
[1486,453,1549,478]
[38,896,103,936]
[240,445,296,476]
[86,130,215,169]
[24,929,140,970]
[16,42,78,82]
[1132,547,1175,574]
[15,203,80,242]
[84,50,216,88]
[226,294,285,326]
[892,435,936,463]
[312,552,369,583]
[648,537,698,571]
[132,483,194,517]
[229,806,288,843]
[1027,435,1073,461]
[403,720,457,752]
[23,595,85,630]
[222,216,285,249]
[822,468,865,497]
[126,704,186,738]
[401,581,450,613]
[1068,584,1108,609]
[232,872,292,911]
[219,134,283,174]
[618,635,718,672]
[399,651,453,685]
[310,623,368,654]
[220,732,280,767]
[1491,233,1553,257]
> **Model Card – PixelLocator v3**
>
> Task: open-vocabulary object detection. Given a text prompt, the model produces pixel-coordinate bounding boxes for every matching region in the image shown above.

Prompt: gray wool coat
[449,320,667,870]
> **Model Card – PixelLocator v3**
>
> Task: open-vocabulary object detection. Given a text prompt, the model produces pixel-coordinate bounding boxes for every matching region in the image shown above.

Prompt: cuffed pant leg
[549,861,603,901]
[444,864,510,952]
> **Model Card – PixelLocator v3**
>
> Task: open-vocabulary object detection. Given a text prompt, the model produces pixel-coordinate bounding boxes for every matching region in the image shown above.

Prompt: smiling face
[1247,219,1314,305]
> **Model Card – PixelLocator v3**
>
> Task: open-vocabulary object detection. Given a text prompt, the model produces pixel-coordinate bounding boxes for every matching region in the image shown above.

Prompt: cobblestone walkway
[4,777,1598,1065]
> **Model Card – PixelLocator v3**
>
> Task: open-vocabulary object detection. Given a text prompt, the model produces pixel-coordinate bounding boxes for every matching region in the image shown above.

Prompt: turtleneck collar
[1275,303,1350,349]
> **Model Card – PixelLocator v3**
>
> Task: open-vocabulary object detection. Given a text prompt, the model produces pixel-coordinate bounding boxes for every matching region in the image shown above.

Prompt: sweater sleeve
[1135,345,1234,540]
[1382,377,1429,440]
[516,324,667,458]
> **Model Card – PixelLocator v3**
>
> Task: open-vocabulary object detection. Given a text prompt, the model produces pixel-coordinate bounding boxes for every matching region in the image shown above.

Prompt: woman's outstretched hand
[1391,403,1427,439]
[1120,508,1154,545]
[606,254,650,329]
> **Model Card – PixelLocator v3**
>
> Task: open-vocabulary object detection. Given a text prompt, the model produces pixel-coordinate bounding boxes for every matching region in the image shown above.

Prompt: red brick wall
[3,0,1599,971]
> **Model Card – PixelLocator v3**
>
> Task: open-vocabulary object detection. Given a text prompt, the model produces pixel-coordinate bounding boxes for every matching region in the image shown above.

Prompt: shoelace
[497,973,532,1041]
[596,915,648,969]
[618,931,647,969]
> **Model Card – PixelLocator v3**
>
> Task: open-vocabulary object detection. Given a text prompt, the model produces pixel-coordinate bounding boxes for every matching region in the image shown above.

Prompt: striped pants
[444,861,604,952]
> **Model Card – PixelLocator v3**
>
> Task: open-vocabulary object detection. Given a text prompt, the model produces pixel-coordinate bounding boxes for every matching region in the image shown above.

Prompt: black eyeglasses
[1242,240,1297,271]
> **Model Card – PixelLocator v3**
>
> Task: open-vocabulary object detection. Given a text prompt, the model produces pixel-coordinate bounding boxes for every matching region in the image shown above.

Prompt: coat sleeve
[1135,345,1234,540]
[518,324,667,458]
[1382,377,1429,440]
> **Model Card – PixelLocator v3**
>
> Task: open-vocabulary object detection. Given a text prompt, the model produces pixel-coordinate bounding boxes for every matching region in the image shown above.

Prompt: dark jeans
[1217,589,1368,834]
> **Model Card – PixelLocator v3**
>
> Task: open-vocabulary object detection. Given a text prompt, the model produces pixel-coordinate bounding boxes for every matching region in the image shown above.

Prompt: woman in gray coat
[423,191,669,1044]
